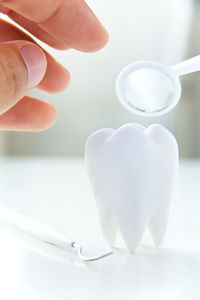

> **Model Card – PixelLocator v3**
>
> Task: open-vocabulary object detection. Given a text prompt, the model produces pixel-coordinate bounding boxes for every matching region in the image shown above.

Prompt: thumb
[0,41,47,114]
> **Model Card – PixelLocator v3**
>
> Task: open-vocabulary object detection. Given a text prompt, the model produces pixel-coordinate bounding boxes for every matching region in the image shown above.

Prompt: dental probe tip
[72,242,113,262]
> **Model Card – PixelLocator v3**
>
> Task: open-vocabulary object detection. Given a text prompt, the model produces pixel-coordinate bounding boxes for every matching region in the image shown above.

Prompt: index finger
[0,0,108,52]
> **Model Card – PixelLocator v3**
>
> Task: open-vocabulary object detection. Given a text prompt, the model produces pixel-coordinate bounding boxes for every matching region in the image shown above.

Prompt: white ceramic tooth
[85,124,179,251]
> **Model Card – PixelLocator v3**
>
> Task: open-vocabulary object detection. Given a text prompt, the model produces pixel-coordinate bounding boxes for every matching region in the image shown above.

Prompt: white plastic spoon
[116,55,200,117]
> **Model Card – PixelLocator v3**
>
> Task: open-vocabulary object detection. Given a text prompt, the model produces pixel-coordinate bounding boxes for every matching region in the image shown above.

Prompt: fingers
[1,0,108,52]
[0,96,56,131]
[38,54,70,93]
[0,8,67,49]
[39,0,108,52]
[0,19,70,93]
[0,37,57,131]
[0,0,63,22]
[0,40,46,114]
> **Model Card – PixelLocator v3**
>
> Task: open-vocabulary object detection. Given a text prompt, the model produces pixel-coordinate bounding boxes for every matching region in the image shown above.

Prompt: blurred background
[0,0,199,158]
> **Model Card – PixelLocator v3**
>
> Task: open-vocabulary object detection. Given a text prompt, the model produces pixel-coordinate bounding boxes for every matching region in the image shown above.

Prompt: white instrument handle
[172,55,200,76]
[0,206,74,249]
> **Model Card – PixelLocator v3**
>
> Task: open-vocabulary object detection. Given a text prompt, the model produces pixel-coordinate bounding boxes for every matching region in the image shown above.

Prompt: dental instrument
[116,55,200,116]
[0,206,113,262]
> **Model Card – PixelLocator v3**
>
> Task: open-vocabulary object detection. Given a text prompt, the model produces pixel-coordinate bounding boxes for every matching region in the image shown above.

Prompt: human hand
[0,0,108,131]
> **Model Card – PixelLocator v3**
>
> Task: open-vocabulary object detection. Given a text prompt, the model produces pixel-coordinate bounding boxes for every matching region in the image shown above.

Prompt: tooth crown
[85,124,179,252]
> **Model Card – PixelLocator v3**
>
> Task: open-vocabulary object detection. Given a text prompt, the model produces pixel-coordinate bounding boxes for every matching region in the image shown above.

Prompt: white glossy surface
[0,157,200,300]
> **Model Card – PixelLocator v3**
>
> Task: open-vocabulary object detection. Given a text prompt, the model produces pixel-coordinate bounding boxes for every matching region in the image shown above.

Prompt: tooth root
[97,209,118,247]
[149,211,169,248]
[117,210,150,252]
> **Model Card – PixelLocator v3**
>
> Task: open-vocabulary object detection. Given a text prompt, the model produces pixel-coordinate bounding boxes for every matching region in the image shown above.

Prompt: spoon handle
[171,55,200,76]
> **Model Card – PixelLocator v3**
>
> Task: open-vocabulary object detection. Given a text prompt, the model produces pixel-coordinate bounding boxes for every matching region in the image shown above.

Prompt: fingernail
[20,45,47,89]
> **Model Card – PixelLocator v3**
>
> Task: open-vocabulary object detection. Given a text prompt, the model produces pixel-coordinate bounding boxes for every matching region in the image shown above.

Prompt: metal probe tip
[72,242,113,262]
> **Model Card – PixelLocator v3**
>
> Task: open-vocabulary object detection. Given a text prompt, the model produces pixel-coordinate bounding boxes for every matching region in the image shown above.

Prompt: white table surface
[0,157,199,300]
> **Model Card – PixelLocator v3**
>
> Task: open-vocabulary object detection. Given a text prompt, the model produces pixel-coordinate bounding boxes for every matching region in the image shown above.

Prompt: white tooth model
[85,124,179,252]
